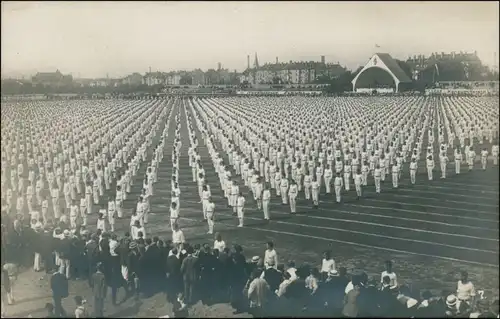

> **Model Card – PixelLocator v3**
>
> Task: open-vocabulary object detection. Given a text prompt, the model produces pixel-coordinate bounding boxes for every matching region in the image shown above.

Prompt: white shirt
[109,239,119,256]
[345,281,354,294]
[264,249,278,269]
[214,240,226,252]
[172,229,185,244]
[381,271,398,289]
[457,280,476,301]
[237,196,245,207]
[321,258,336,273]
[131,225,145,240]
[287,267,297,281]
[170,207,179,218]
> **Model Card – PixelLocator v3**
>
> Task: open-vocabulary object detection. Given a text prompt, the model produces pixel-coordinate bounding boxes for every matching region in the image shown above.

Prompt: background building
[406,51,490,84]
[241,54,347,85]
[31,70,73,87]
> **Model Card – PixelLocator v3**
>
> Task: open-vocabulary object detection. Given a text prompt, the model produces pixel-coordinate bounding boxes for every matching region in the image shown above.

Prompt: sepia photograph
[1,1,499,318]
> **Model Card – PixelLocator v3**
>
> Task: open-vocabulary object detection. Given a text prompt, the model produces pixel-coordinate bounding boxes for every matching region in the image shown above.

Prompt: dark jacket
[91,271,108,299]
[180,255,199,282]
[58,237,72,259]
[262,268,282,292]
[285,278,308,301]
[198,251,215,278]
[127,251,141,276]
[71,237,85,260]
[358,286,382,317]
[230,252,247,285]
[84,240,98,261]
[166,255,181,278]
[50,272,69,298]
[145,245,161,273]
[118,239,131,266]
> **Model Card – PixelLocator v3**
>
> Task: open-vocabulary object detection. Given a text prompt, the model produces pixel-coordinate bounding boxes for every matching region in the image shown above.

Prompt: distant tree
[180,74,192,85]
[325,70,355,93]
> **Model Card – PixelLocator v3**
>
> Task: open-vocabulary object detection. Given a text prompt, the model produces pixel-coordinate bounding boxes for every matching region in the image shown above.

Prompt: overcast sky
[1,1,498,78]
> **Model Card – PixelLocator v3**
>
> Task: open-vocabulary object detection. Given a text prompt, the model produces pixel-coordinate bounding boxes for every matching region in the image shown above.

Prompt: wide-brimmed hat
[328,269,339,276]
[446,294,458,307]
[251,256,260,263]
[407,297,419,309]
[63,229,71,236]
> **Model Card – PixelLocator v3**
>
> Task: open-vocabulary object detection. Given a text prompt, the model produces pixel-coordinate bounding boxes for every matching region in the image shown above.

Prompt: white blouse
[214,240,226,252]
[321,258,336,273]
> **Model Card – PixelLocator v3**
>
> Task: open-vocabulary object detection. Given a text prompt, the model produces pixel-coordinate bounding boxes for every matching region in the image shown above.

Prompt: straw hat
[446,294,458,307]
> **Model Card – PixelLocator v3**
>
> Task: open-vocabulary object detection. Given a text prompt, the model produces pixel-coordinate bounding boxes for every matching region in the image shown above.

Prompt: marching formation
[1,99,174,258]
[1,96,499,249]
[0,95,498,318]
[182,96,499,233]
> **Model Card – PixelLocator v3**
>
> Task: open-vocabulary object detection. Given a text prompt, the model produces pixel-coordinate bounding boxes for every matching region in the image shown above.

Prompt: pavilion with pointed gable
[351,53,412,93]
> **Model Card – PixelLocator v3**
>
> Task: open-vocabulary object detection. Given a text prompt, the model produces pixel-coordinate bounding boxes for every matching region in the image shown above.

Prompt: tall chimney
[321,55,325,64]
[247,55,250,69]
[276,57,279,64]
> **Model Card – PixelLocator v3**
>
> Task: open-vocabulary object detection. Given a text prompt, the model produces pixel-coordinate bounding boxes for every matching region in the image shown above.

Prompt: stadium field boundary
[179,199,498,242]
[173,209,499,269]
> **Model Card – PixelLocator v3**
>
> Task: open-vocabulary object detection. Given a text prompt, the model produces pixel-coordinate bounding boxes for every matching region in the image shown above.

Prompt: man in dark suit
[198,244,216,305]
[358,278,383,317]
[180,246,199,305]
[84,234,98,286]
[50,269,68,317]
[217,247,231,302]
[166,248,181,302]
[144,237,162,295]
[261,261,281,293]
[229,244,248,314]
[90,262,108,317]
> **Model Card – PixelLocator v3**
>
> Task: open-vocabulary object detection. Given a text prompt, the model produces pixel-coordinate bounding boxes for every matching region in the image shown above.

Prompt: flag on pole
[375,44,381,48]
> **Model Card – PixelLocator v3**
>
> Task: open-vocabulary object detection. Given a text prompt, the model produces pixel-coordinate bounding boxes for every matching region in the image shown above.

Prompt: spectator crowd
[1,217,499,318]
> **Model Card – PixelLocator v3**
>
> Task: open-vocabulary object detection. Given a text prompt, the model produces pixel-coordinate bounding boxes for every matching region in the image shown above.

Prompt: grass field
[3,97,499,318]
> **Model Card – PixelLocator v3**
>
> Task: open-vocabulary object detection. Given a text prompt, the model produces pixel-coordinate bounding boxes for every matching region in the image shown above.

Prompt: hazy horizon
[1,1,499,79]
